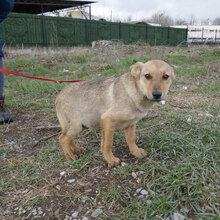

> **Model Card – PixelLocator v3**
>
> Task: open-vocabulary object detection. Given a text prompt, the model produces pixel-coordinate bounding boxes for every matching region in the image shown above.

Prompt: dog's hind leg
[125,124,147,158]
[59,130,78,160]
[59,123,85,160]
[57,108,85,160]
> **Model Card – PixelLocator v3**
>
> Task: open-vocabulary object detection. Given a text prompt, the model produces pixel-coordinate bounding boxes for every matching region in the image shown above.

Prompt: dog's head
[130,60,175,101]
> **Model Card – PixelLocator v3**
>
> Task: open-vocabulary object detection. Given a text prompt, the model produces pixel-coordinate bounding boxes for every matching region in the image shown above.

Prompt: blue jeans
[0,57,4,96]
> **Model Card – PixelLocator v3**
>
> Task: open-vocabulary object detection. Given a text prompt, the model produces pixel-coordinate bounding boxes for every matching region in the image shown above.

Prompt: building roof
[13,0,95,14]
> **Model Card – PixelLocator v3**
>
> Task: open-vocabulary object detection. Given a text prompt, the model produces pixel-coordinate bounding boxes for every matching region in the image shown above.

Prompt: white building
[173,25,220,44]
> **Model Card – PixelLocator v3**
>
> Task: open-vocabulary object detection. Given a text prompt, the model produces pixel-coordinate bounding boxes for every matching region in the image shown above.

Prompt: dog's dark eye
[145,74,152,80]
[162,74,169,80]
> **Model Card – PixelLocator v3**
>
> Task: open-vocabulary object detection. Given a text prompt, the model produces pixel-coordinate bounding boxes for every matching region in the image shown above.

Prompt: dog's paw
[74,146,85,153]
[131,148,147,158]
[65,152,78,160]
[107,156,121,168]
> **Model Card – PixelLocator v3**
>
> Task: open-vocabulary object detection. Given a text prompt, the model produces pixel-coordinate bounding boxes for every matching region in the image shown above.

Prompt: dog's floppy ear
[130,62,144,78]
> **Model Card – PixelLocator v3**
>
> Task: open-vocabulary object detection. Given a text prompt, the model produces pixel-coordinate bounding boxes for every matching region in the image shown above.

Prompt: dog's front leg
[125,124,147,158]
[101,116,121,168]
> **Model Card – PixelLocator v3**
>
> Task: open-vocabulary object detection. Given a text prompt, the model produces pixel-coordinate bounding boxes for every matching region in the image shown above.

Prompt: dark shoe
[0,96,13,124]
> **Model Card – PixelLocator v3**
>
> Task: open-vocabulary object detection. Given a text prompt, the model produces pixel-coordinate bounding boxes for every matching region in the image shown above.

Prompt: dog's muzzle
[151,91,162,101]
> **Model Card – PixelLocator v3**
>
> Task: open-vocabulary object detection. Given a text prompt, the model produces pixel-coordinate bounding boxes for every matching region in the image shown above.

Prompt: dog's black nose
[152,91,162,99]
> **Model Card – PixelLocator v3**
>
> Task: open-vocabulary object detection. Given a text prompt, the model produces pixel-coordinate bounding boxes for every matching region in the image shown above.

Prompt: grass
[0,44,220,219]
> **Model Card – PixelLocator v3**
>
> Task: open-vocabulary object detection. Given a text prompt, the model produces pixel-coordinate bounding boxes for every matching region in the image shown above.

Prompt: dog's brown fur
[56,60,175,167]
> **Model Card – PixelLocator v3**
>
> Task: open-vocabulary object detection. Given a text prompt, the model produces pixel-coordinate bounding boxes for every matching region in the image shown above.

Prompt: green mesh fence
[2,13,187,47]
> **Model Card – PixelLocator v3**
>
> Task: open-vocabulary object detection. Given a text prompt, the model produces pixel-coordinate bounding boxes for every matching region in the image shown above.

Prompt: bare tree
[201,18,210,25]
[213,17,220,25]
[147,11,174,26]
[123,15,133,22]
[189,15,197,25]
[175,18,187,25]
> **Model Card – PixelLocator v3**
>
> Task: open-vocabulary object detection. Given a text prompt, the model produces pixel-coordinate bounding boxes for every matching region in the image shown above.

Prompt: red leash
[0,68,85,83]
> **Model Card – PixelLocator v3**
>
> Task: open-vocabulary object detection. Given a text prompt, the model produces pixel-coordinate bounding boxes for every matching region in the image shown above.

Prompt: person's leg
[0,57,13,124]
[0,57,4,96]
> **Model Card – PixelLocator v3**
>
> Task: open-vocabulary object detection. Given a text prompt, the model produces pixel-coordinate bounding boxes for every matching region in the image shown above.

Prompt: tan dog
[56,60,175,167]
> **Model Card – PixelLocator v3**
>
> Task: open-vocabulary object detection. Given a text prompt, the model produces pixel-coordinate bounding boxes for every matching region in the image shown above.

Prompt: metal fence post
[167,26,170,45]
[85,18,88,46]
[145,24,148,44]
[185,26,188,45]
[119,22,121,40]
[40,15,46,46]
[201,27,204,43]
[215,29,217,43]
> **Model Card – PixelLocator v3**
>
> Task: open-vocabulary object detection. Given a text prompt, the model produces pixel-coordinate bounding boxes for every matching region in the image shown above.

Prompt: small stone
[146,200,152,205]
[180,208,189,213]
[138,195,144,199]
[60,171,66,176]
[140,189,148,195]
[82,196,89,203]
[121,162,126,166]
[137,178,141,183]
[132,172,137,179]
[22,189,29,194]
[38,210,43,215]
[82,217,89,220]
[139,171,144,174]
[91,209,103,218]
[161,100,166,105]
[56,185,61,190]
[14,207,19,211]
[187,117,192,122]
[182,86,188,90]
[136,187,142,193]
[67,179,75,183]
[173,212,185,220]
[32,209,37,216]
[71,211,79,218]
[205,113,213,117]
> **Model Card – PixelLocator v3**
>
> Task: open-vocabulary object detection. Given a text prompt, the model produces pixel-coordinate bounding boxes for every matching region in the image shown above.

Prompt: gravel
[60,171,66,176]
[180,208,189,214]
[173,212,185,220]
[131,172,137,179]
[91,209,103,218]
[67,179,76,183]
[136,187,142,193]
[71,211,79,218]
[140,189,148,195]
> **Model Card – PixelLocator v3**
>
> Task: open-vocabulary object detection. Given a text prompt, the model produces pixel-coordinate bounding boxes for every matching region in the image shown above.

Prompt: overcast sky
[91,0,220,22]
